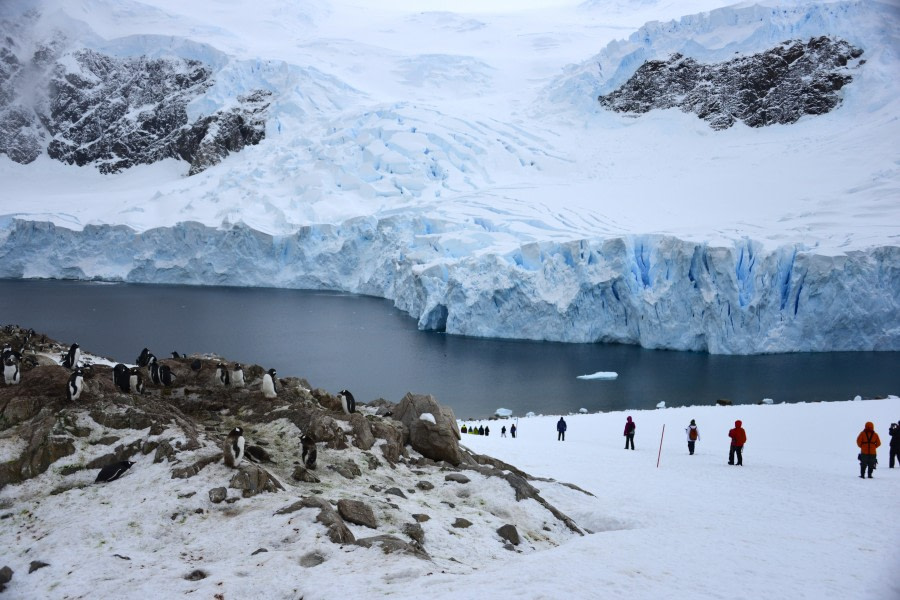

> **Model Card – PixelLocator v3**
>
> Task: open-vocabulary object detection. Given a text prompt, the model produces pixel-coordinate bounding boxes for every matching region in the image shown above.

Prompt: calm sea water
[1,280,897,418]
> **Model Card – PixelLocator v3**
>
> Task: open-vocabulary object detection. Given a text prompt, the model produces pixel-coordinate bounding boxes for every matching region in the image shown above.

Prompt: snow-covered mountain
[1,0,898,353]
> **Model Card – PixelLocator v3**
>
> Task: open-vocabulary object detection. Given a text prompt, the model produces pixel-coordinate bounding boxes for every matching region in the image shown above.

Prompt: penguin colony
[0,328,356,485]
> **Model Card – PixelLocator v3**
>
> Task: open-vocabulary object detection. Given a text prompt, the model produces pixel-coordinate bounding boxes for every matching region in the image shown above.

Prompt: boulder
[497,524,520,546]
[208,487,227,503]
[348,413,375,450]
[337,499,378,529]
[229,464,285,498]
[393,393,462,465]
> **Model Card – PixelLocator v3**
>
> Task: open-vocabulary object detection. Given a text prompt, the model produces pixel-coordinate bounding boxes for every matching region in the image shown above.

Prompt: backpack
[689,427,698,441]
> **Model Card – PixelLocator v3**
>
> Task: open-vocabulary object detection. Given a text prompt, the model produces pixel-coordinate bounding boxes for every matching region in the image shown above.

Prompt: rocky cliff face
[598,36,864,129]
[0,37,270,174]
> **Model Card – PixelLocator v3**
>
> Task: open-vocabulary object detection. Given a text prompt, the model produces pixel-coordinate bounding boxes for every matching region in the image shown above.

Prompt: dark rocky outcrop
[393,393,462,465]
[598,36,864,129]
[0,37,271,174]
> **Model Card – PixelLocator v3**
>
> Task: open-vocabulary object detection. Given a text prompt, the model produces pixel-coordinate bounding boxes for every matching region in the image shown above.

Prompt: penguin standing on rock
[136,348,153,368]
[113,363,130,392]
[159,364,175,387]
[2,345,21,385]
[148,357,161,385]
[129,367,145,395]
[262,368,277,398]
[338,389,356,415]
[223,427,245,468]
[62,343,80,369]
[231,363,244,387]
[216,363,230,386]
[300,434,317,469]
[95,460,134,483]
[67,367,84,401]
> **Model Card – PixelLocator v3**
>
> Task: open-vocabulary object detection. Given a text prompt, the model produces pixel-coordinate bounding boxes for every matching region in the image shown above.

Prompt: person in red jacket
[728,420,747,466]
[856,421,881,479]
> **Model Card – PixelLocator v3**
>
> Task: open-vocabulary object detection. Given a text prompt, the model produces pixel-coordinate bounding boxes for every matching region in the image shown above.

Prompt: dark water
[1,280,897,418]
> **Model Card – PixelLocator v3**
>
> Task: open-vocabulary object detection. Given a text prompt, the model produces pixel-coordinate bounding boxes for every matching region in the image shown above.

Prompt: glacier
[1,0,899,355]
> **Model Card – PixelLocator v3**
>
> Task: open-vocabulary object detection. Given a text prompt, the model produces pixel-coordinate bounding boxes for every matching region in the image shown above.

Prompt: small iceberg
[495,408,513,418]
[577,371,618,380]
[656,401,666,409]
[578,408,588,414]
[762,398,774,405]
[525,411,536,418]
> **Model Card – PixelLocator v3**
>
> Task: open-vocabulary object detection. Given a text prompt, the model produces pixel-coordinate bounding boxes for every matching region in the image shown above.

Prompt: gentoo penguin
[262,368,277,398]
[159,364,175,387]
[62,343,81,369]
[67,367,84,401]
[113,363,129,392]
[129,367,145,395]
[95,460,134,483]
[338,389,356,414]
[171,351,181,359]
[136,348,152,368]
[2,346,21,385]
[231,363,244,387]
[215,362,230,386]
[148,357,161,385]
[300,434,317,469]
[223,427,245,468]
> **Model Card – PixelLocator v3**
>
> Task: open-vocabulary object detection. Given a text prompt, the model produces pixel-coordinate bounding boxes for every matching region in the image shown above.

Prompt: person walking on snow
[728,420,747,465]
[624,416,636,450]
[557,417,567,441]
[685,419,700,455]
[889,421,900,468]
[857,421,881,478]
[501,425,507,438]
[511,423,517,439]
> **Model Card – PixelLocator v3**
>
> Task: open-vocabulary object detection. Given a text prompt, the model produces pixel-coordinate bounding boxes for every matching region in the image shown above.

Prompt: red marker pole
[657,424,666,468]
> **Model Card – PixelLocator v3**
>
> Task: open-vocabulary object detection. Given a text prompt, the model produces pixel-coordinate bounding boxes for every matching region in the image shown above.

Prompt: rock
[355,535,429,559]
[337,499,378,529]
[416,480,435,491]
[170,453,222,479]
[452,518,472,529]
[208,487,227,503]
[444,473,470,484]
[229,464,285,498]
[393,393,462,465]
[412,513,431,523]
[244,445,273,463]
[348,412,375,451]
[384,487,407,499]
[291,466,321,483]
[497,524,520,546]
[370,420,406,464]
[184,569,207,581]
[598,36,863,130]
[251,548,268,556]
[329,459,362,480]
[299,552,325,568]
[28,560,49,574]
[403,522,425,545]
[0,565,12,591]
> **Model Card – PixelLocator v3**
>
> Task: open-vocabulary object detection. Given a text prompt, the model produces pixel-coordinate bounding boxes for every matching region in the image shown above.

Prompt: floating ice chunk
[656,401,666,409]
[525,411,536,418]
[576,371,618,380]
[578,408,588,414]
[495,408,513,417]
[419,412,436,424]
[762,398,774,405]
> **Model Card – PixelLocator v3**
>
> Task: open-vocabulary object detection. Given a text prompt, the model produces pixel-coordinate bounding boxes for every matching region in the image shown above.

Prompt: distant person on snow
[557,417,567,441]
[485,426,490,436]
[461,425,467,434]
[685,419,700,455]
[856,421,881,478]
[728,420,747,466]
[511,423,517,439]
[889,421,900,468]
[478,425,484,436]
[624,416,636,450]
[501,425,507,437]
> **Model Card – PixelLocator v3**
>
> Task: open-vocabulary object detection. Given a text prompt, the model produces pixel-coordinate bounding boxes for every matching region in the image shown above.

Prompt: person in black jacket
[624,416,636,450]
[889,421,900,468]
[557,417,567,441]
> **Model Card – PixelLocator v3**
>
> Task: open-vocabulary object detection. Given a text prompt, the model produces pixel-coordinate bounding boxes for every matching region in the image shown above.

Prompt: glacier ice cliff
[0,218,896,354]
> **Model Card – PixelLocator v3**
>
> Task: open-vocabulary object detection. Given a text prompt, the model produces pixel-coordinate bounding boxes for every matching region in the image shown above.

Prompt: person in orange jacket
[728,420,747,466]
[856,421,881,479]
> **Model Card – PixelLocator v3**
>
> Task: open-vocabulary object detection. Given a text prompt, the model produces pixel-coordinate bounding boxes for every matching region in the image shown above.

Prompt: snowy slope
[0,0,898,353]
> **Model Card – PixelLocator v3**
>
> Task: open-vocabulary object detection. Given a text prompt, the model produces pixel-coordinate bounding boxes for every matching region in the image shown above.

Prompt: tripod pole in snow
[657,424,666,468]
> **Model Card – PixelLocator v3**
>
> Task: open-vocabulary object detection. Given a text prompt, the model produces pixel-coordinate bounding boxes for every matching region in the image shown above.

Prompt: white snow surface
[2,396,898,599]
[1,0,899,353]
